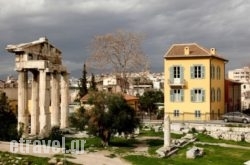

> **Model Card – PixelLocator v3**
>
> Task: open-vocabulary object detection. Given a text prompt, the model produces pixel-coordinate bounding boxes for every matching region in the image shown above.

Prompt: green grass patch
[109,137,140,154]
[64,136,103,150]
[196,133,250,147]
[140,129,163,137]
[0,151,79,165]
[124,143,250,165]
[110,137,140,147]
[0,151,49,164]
[146,139,163,155]
[139,129,184,139]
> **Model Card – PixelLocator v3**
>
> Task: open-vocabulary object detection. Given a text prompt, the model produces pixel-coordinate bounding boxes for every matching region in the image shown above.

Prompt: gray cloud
[1,0,250,78]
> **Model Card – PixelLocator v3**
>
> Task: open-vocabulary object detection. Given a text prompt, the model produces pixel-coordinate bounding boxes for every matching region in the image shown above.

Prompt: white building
[228,66,250,109]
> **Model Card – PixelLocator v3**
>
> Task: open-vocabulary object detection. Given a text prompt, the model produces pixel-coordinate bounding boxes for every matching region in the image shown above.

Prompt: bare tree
[87,30,149,92]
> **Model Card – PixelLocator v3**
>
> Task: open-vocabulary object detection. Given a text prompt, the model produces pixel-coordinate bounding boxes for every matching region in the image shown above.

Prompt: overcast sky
[0,0,250,78]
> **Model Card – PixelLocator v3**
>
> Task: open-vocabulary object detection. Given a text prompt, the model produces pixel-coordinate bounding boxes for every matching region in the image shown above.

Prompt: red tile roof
[164,43,228,61]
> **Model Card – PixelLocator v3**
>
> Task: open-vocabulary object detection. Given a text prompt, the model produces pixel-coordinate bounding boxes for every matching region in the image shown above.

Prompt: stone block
[186,147,204,159]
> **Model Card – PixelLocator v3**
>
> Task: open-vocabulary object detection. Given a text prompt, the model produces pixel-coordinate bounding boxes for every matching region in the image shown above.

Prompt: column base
[39,113,51,138]
[18,115,29,138]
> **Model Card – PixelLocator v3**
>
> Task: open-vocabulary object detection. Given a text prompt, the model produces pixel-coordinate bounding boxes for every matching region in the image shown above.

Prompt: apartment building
[164,43,228,121]
[228,66,250,109]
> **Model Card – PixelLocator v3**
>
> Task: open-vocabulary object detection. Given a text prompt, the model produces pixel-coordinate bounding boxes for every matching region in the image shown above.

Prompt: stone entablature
[6,37,69,138]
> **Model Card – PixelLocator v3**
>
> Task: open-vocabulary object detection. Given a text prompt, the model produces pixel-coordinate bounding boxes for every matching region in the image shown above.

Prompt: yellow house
[164,43,228,121]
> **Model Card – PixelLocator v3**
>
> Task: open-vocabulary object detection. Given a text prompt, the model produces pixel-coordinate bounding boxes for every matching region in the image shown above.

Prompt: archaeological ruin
[6,37,69,137]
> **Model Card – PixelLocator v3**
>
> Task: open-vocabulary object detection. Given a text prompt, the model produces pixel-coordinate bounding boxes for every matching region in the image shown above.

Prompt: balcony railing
[168,79,186,87]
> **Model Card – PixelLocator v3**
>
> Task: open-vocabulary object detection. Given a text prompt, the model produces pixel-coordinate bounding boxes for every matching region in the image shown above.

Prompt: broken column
[164,114,171,148]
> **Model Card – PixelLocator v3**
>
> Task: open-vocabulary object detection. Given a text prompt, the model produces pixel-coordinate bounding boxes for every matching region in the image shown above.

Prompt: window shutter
[211,65,214,79]
[180,66,184,82]
[210,89,213,102]
[170,89,174,102]
[212,66,215,79]
[202,65,205,79]
[217,88,220,101]
[211,88,215,102]
[191,89,194,102]
[202,89,205,102]
[170,66,174,83]
[218,67,221,80]
[191,66,194,79]
[181,89,184,101]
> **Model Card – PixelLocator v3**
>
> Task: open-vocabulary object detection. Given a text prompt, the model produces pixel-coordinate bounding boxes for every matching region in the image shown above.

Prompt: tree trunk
[100,129,111,147]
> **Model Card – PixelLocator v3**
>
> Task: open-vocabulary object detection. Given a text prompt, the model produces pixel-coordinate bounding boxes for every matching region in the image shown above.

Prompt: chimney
[210,48,216,55]
[184,46,189,55]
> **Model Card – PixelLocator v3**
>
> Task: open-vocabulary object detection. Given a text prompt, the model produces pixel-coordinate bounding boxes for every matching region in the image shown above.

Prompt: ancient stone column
[60,72,69,129]
[51,73,60,127]
[18,70,29,137]
[39,69,51,137]
[164,114,171,148]
[30,71,39,135]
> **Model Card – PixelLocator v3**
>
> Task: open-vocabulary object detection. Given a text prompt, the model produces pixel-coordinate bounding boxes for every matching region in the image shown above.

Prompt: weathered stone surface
[186,146,204,159]
[48,157,57,164]
[6,37,69,137]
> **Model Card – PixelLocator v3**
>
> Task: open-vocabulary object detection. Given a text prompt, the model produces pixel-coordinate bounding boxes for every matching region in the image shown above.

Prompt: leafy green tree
[0,91,18,141]
[139,90,164,120]
[78,63,88,98]
[87,91,140,146]
[69,107,87,131]
[89,73,97,91]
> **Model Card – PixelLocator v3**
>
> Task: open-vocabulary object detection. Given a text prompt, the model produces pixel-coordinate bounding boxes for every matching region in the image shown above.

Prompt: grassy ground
[14,130,250,165]
[0,151,79,165]
[124,132,250,165]
[196,133,250,147]
[124,143,250,165]
[0,151,49,164]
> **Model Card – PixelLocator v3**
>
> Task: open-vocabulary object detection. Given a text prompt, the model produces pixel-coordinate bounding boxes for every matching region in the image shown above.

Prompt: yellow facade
[164,43,228,121]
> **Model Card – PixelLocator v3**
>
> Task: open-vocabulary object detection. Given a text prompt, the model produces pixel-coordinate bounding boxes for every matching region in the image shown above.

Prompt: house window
[211,65,215,79]
[217,88,221,101]
[173,66,180,78]
[170,65,184,83]
[211,88,215,102]
[170,89,184,102]
[195,110,201,118]
[191,65,205,79]
[216,66,221,80]
[173,110,180,117]
[191,89,205,102]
